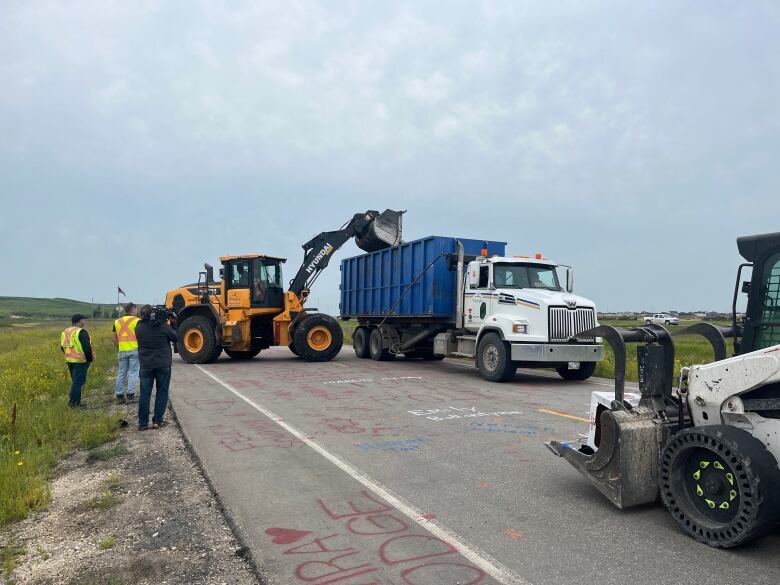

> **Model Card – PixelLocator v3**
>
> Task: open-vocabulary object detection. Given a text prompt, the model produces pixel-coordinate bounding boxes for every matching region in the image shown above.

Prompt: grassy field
[337,318,729,383]
[0,296,118,319]
[0,321,121,526]
[593,319,730,382]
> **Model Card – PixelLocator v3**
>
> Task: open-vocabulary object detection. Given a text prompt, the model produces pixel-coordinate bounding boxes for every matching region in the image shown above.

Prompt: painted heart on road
[265,527,311,545]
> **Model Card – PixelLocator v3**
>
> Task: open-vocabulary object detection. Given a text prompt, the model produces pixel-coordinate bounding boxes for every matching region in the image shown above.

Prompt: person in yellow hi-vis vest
[60,314,94,407]
[112,302,140,402]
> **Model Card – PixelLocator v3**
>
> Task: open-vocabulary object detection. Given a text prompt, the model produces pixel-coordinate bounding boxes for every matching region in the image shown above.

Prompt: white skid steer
[547,232,780,547]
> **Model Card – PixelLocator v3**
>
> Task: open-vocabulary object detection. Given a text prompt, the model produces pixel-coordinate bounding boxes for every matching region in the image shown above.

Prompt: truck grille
[548,307,596,342]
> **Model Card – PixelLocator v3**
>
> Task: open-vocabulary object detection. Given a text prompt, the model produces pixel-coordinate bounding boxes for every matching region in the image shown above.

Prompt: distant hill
[0,296,119,319]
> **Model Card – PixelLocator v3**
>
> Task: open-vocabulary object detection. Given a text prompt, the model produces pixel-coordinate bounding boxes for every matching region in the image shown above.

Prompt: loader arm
[273,209,403,348]
[288,212,379,297]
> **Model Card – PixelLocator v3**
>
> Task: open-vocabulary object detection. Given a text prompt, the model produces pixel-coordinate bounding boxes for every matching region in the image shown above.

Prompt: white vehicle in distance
[643,313,679,325]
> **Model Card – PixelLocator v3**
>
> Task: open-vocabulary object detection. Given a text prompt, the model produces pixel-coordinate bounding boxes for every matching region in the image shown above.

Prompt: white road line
[195,364,531,585]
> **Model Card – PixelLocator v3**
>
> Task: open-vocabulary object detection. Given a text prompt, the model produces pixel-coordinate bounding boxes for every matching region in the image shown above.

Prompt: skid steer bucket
[355,209,404,252]
[546,324,676,509]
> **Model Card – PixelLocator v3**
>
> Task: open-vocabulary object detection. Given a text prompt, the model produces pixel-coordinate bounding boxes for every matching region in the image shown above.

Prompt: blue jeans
[138,367,171,428]
[67,362,89,406]
[115,350,139,396]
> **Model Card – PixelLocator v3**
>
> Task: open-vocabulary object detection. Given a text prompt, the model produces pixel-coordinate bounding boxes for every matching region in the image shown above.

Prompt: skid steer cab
[547,231,780,548]
[164,209,403,364]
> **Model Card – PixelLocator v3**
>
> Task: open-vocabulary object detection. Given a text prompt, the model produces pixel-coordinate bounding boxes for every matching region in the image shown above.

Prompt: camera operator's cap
[71,314,87,324]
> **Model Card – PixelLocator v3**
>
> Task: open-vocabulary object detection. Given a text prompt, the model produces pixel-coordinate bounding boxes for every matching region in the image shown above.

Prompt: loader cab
[220,254,287,311]
[737,232,780,353]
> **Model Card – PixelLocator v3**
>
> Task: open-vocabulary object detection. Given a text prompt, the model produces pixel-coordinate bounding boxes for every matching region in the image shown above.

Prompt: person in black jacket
[135,305,178,430]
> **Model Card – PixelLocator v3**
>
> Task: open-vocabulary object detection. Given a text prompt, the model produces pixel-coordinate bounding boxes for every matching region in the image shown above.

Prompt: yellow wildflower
[15,450,21,455]
[17,461,24,466]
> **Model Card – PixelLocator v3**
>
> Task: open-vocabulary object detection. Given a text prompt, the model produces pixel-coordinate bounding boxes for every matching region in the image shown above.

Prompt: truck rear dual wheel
[477,333,516,382]
[369,328,394,361]
[353,327,370,359]
[293,314,343,362]
[556,362,596,381]
[177,316,222,364]
[660,425,780,547]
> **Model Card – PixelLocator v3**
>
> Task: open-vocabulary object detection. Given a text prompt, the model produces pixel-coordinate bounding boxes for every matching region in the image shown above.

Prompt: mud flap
[547,406,662,509]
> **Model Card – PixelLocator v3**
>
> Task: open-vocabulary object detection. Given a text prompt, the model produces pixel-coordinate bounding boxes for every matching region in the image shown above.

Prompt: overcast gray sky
[2,1,778,313]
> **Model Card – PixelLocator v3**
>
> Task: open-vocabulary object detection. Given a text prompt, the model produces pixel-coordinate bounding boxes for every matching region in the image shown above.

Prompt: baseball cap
[71,314,87,324]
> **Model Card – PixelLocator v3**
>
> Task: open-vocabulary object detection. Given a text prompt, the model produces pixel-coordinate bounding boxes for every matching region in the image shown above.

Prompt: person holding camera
[135,304,178,430]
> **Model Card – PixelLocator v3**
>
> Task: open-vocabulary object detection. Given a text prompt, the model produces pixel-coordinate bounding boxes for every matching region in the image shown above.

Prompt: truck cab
[447,254,604,381]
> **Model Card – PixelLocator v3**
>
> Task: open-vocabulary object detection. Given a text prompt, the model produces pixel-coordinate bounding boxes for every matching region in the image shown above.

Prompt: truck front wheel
[477,333,516,382]
[556,362,596,381]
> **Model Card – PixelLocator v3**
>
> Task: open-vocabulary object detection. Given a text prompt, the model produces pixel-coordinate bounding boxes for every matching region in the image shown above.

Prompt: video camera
[142,305,177,326]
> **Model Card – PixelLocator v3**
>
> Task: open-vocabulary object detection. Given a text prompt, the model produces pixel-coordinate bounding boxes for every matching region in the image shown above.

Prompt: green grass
[0,297,119,320]
[98,536,116,550]
[87,444,129,463]
[0,324,122,526]
[1,537,26,579]
[593,319,731,383]
[81,491,120,512]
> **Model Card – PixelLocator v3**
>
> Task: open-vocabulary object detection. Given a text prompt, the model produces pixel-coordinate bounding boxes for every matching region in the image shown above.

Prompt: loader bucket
[355,209,404,252]
[547,407,661,508]
[546,324,675,509]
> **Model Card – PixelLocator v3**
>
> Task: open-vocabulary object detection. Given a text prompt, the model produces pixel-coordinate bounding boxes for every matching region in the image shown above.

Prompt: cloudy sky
[2,1,778,313]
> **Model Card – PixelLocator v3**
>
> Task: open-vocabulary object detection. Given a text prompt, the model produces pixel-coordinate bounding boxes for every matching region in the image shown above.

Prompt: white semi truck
[340,236,604,382]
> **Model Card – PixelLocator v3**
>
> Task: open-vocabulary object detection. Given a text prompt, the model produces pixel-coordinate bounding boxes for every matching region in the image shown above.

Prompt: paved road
[171,348,780,585]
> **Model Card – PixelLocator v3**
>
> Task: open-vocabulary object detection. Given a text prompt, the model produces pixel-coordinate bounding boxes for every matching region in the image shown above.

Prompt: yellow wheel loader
[548,232,780,547]
[165,210,403,363]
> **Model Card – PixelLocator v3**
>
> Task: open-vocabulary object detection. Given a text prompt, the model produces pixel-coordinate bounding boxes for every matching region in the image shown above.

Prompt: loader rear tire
[556,362,596,381]
[288,343,300,358]
[293,314,343,362]
[353,327,370,359]
[477,333,516,382]
[660,425,780,547]
[177,316,222,364]
[369,328,394,361]
[225,348,261,360]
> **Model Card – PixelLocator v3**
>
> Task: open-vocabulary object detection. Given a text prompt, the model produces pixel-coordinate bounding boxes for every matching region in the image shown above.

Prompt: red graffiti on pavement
[266,491,486,584]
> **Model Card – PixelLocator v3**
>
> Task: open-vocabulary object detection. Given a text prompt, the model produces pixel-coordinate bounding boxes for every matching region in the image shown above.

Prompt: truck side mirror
[204,263,214,285]
[219,268,224,280]
[467,263,479,287]
[742,281,751,294]
[566,268,574,293]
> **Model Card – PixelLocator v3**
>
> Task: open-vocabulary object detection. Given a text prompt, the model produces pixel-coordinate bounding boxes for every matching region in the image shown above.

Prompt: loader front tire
[477,333,516,382]
[556,362,596,381]
[660,425,780,547]
[293,314,343,362]
[177,316,222,364]
[353,327,370,359]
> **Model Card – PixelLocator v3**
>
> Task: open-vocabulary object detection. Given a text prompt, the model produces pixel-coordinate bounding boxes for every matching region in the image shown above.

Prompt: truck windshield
[493,263,561,291]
